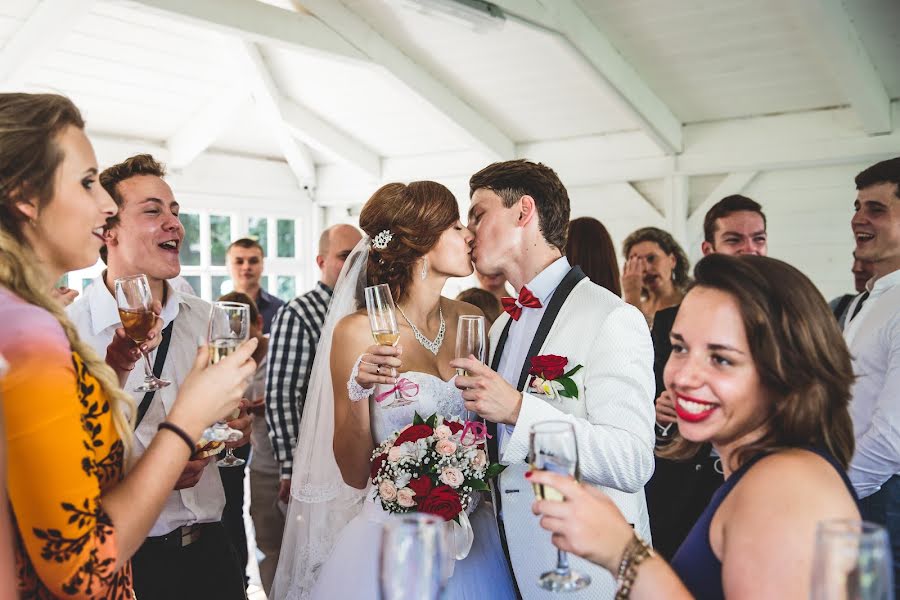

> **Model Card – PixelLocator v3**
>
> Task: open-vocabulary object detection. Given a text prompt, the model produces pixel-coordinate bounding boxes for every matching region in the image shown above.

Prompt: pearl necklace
[396,304,445,355]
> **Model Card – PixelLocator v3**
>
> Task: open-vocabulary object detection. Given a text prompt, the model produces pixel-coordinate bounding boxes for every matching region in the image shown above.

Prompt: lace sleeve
[347,355,374,402]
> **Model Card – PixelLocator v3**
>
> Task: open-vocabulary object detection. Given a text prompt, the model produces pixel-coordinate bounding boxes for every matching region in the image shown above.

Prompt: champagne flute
[810,519,893,600]
[114,274,171,392]
[364,284,403,404]
[380,513,449,600]
[529,421,591,592]
[455,314,485,421]
[204,301,249,467]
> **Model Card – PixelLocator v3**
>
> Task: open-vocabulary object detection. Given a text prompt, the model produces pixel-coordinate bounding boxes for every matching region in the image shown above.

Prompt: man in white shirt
[843,156,900,596]
[68,154,250,600]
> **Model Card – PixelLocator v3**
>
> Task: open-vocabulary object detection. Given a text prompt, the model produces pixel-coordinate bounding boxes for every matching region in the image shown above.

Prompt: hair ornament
[372,229,393,250]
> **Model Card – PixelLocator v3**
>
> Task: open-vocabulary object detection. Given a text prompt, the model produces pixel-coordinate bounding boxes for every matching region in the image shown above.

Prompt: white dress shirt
[496,256,571,449]
[844,268,900,499]
[67,274,225,536]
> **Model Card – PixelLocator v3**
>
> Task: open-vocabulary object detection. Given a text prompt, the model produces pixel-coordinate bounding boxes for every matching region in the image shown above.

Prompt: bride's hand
[355,344,403,389]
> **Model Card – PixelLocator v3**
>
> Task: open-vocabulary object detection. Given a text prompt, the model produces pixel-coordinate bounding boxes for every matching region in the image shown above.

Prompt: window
[277,219,295,257]
[248,217,268,256]
[276,276,296,302]
[210,215,231,266]
[180,213,201,266]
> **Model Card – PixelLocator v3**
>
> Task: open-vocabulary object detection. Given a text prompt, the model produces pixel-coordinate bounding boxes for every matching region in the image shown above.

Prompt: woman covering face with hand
[529,254,860,600]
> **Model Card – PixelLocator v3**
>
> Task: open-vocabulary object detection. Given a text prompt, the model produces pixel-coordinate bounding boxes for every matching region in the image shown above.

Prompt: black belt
[144,522,214,548]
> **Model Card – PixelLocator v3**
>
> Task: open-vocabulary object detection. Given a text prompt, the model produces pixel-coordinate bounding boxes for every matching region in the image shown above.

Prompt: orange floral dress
[0,287,132,599]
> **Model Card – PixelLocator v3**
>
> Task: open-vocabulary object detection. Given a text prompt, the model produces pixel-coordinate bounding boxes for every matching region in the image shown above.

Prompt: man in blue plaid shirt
[266,224,361,504]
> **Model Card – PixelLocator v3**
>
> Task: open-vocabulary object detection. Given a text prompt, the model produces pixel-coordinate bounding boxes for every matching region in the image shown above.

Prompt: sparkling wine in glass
[529,421,591,592]
[364,284,403,403]
[810,519,893,600]
[454,315,485,377]
[380,513,449,600]
[114,274,171,392]
[204,301,250,467]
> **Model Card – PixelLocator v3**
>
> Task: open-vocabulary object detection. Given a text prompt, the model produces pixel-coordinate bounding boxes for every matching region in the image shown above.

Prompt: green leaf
[425,413,438,429]
[485,463,507,479]
[413,412,424,426]
[557,377,578,398]
[465,479,489,491]
[562,364,583,378]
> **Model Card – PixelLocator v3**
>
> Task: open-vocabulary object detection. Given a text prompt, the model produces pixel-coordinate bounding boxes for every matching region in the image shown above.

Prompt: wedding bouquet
[370,413,505,522]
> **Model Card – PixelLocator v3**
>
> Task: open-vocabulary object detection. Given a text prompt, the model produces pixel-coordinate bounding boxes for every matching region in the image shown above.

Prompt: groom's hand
[450,356,522,425]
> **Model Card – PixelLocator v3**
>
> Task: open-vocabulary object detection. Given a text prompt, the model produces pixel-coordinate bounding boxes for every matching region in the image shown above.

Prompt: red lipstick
[674,394,718,423]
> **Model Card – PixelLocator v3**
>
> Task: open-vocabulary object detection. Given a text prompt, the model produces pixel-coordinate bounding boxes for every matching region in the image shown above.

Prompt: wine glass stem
[141,351,155,380]
[556,549,571,576]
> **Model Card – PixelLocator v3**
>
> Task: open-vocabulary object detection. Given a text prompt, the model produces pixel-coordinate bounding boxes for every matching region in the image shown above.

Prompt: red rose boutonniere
[528,354,583,399]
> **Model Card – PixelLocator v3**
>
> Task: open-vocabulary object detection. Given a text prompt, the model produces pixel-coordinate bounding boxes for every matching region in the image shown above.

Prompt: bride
[271,181,516,600]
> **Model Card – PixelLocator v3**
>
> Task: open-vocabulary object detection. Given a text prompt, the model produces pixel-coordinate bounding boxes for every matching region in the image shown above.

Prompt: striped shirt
[265,281,333,477]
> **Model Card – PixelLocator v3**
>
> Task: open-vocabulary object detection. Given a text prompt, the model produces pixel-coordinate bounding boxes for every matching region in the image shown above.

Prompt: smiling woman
[529,253,860,600]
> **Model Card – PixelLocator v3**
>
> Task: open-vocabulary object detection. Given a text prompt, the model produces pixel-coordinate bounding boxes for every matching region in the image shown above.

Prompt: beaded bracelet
[615,532,654,600]
[158,421,196,455]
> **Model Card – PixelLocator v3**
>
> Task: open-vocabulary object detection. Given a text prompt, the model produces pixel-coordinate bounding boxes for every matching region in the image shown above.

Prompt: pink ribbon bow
[375,378,420,403]
[460,420,492,447]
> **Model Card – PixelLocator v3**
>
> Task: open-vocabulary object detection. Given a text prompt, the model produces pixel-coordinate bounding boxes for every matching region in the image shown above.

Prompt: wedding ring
[376,365,382,375]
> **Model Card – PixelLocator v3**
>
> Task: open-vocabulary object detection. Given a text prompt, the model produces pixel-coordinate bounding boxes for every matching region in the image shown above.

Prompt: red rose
[394,424,433,446]
[444,420,464,434]
[529,354,568,380]
[370,454,387,481]
[408,476,433,499]
[418,485,463,521]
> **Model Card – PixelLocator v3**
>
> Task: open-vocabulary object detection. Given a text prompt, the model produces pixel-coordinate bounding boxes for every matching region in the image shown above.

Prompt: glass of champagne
[204,301,249,467]
[810,519,893,600]
[364,284,404,404]
[114,274,171,392]
[529,421,591,592]
[455,314,485,421]
[380,513,449,600]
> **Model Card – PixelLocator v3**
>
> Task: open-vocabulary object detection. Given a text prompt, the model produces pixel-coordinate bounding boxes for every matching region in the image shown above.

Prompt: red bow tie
[501,287,543,321]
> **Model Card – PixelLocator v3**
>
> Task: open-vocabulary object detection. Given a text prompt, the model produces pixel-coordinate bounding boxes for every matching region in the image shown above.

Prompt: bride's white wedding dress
[309,371,517,600]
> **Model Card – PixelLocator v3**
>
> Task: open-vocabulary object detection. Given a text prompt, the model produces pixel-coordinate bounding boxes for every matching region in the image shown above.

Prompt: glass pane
[179,213,201,266]
[212,276,233,300]
[277,219,295,258]
[248,217,268,256]
[276,276,296,302]
[56,275,68,288]
[183,276,200,296]
[210,215,232,266]
[261,275,269,292]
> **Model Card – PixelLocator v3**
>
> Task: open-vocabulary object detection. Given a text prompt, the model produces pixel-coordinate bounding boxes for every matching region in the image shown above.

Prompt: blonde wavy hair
[0,93,134,455]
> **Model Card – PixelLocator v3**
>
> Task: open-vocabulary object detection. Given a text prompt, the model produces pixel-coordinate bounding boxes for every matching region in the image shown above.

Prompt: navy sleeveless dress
[669,447,857,600]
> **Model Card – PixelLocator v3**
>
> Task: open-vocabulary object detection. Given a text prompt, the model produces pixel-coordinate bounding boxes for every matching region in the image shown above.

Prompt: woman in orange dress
[0,93,258,599]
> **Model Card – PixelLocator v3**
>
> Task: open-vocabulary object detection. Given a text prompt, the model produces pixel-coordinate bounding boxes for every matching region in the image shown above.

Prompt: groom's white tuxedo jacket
[488,266,656,599]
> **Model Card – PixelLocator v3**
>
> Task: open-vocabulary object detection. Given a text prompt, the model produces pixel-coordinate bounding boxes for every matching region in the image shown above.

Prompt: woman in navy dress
[528,254,860,599]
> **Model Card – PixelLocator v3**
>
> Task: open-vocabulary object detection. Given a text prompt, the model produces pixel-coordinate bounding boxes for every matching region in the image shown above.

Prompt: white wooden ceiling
[1,0,898,189]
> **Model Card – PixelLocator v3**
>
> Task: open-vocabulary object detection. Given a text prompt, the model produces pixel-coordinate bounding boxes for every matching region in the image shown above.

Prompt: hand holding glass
[529,421,591,592]
[810,519,893,600]
[364,284,404,403]
[204,301,250,466]
[114,274,171,392]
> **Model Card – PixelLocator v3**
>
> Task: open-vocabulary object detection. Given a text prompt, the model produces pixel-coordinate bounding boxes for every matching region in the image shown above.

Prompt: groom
[451,159,656,599]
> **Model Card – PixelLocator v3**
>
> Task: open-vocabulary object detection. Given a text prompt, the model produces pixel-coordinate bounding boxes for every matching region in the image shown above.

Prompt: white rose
[396,487,416,508]
[436,439,457,456]
[387,446,403,462]
[395,472,411,489]
[471,449,487,470]
[440,466,465,488]
[379,480,398,501]
[434,425,452,440]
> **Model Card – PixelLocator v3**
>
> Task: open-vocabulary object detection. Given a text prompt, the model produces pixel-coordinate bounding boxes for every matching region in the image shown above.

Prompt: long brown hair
[658,254,855,470]
[566,217,621,296]
[358,181,459,303]
[0,93,134,454]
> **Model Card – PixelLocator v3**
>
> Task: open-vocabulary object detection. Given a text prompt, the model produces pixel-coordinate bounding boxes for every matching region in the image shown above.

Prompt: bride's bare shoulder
[333,310,371,341]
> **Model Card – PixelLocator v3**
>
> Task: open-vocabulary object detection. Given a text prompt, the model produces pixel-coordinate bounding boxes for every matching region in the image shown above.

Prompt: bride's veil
[270,237,371,600]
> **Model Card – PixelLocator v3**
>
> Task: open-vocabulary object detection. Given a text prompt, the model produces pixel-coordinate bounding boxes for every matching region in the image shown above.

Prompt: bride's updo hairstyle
[359,181,459,303]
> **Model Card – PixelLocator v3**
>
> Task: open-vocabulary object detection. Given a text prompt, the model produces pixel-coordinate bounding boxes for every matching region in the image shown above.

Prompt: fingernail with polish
[524,471,533,479]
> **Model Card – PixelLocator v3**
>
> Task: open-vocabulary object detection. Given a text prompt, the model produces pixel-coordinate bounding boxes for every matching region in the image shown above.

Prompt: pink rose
[396,487,416,508]
[434,425,452,440]
[439,466,465,488]
[379,480,397,501]
[387,446,403,462]
[435,439,457,456]
[471,449,487,470]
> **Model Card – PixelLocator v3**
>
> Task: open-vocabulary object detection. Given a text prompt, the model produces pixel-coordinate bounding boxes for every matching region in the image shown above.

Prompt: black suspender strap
[135,320,175,428]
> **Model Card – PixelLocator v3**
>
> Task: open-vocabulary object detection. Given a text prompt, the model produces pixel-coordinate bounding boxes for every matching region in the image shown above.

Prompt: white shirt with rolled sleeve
[67,274,225,536]
[844,268,900,499]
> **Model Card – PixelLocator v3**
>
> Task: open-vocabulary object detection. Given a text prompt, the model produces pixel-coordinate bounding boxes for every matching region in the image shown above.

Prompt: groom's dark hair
[469,159,570,251]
